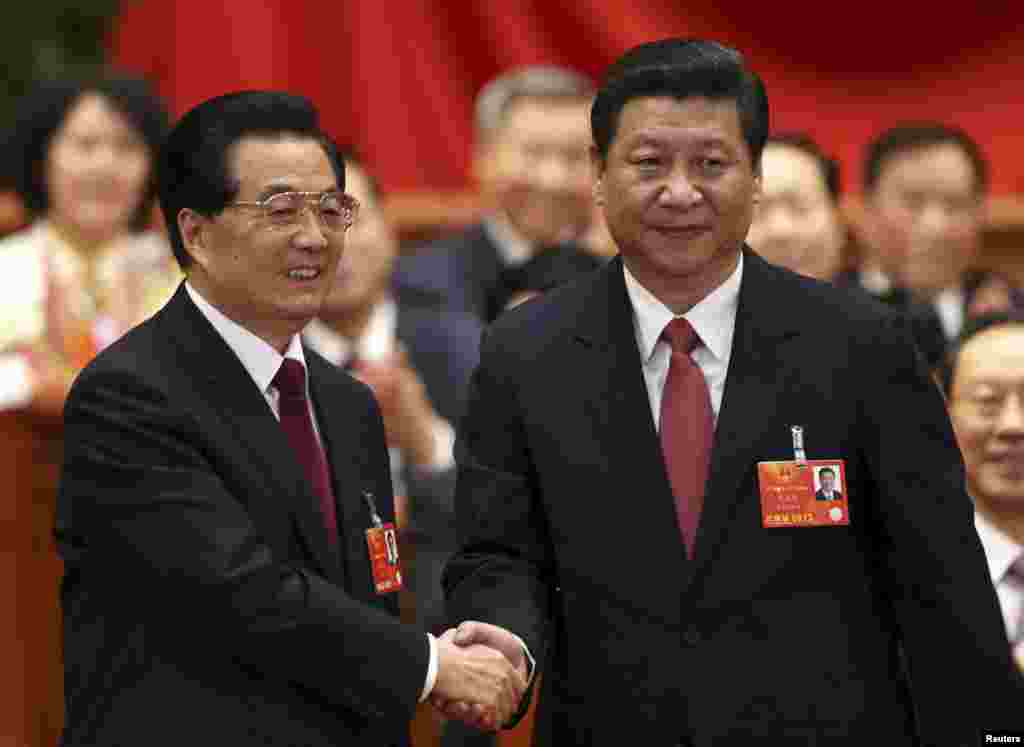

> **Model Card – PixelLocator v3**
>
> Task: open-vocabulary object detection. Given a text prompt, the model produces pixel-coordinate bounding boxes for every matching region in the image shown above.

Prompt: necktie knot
[1008,553,1024,586]
[662,317,700,354]
[274,358,307,401]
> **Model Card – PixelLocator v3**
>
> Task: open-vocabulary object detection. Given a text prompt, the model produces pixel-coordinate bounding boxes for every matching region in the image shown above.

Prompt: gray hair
[474,65,594,139]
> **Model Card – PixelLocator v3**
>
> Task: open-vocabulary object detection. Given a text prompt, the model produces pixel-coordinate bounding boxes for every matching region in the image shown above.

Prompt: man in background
[944,313,1024,674]
[746,132,844,282]
[305,154,482,634]
[839,123,1019,364]
[395,65,602,323]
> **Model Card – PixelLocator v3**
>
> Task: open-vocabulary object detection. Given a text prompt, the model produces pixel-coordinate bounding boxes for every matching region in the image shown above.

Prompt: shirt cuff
[0,353,35,411]
[510,632,537,686]
[420,632,439,702]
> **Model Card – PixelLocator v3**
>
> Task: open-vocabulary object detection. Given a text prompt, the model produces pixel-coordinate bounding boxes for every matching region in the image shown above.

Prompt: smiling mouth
[286,267,323,281]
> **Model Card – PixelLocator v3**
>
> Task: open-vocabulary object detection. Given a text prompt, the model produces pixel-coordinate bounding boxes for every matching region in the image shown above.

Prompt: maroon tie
[659,318,714,558]
[273,359,339,544]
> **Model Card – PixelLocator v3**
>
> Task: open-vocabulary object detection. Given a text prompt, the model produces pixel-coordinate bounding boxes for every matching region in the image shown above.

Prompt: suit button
[683,625,701,646]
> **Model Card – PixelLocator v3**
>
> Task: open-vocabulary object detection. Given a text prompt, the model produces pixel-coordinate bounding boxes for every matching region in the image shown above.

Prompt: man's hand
[431,633,527,731]
[350,351,440,467]
[431,622,530,730]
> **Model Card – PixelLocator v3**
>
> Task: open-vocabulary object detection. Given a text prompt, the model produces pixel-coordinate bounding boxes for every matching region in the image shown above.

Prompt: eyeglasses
[226,190,359,231]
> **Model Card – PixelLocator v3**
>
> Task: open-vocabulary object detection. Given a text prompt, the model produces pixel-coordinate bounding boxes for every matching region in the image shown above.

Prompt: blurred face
[182,135,343,350]
[820,471,835,491]
[865,143,983,294]
[45,92,152,242]
[594,96,760,293]
[949,324,1024,512]
[477,96,593,245]
[321,163,397,317]
[747,143,843,280]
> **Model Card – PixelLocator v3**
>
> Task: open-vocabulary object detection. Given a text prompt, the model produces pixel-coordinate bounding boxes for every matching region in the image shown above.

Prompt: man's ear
[591,146,605,206]
[178,209,210,269]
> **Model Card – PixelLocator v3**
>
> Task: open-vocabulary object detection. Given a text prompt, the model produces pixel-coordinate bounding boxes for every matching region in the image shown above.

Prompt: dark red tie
[659,318,714,558]
[273,359,339,544]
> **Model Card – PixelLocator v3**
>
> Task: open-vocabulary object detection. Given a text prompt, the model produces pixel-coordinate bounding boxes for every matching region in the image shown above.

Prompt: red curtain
[112,1,1024,195]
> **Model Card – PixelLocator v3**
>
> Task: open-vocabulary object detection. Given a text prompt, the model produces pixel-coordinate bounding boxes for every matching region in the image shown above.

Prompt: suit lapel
[159,285,343,583]
[688,250,803,583]
[571,259,695,602]
[305,353,381,604]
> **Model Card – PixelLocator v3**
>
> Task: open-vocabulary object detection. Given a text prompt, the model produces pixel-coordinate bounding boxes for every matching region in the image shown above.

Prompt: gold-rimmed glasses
[226,190,359,231]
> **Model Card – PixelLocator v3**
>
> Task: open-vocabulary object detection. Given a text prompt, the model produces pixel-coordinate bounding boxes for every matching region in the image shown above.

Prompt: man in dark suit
[305,155,483,634]
[439,40,1023,745]
[836,123,1022,367]
[394,65,602,324]
[814,467,842,501]
[55,91,523,746]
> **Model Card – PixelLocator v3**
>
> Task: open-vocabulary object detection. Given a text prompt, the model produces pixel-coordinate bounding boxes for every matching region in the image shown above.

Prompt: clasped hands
[430,621,530,731]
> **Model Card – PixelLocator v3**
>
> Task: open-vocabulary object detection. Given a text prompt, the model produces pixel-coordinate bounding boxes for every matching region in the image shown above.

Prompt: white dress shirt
[974,511,1024,661]
[185,283,439,700]
[622,252,743,429]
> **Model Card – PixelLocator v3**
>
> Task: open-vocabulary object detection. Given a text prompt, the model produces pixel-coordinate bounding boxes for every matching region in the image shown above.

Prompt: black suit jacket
[815,489,842,502]
[445,250,1022,746]
[56,285,429,746]
[394,222,601,323]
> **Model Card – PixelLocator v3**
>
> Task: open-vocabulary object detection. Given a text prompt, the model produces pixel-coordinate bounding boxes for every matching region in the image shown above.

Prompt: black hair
[939,312,1024,397]
[766,132,841,202]
[818,467,836,478]
[157,90,344,269]
[863,123,988,195]
[591,38,769,165]
[7,71,170,231]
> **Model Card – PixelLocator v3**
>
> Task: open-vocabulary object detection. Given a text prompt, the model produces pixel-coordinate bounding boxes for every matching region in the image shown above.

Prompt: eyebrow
[628,131,734,147]
[256,183,339,200]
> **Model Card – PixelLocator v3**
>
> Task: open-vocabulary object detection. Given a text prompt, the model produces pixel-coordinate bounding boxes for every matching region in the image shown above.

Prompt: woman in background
[0,73,176,414]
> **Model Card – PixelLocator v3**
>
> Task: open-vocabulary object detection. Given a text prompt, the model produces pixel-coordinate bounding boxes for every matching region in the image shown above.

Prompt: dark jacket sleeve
[442,328,555,724]
[57,365,431,724]
[857,313,1024,740]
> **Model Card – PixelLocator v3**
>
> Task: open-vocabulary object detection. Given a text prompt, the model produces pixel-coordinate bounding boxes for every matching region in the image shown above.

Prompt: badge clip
[363,491,384,528]
[791,425,807,463]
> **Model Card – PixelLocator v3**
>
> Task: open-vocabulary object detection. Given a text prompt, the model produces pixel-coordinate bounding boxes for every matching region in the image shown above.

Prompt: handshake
[430,621,530,731]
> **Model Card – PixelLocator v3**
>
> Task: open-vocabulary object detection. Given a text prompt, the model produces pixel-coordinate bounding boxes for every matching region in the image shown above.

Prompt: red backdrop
[112,1,1024,195]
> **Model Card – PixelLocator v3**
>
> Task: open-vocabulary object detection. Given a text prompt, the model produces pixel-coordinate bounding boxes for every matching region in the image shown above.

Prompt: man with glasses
[943,313,1024,676]
[55,91,524,747]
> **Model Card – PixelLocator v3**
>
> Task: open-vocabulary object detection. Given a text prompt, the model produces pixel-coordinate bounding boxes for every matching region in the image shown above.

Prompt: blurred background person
[839,123,1020,365]
[944,313,1024,674]
[395,65,602,324]
[0,73,176,414]
[305,154,483,636]
[746,132,844,281]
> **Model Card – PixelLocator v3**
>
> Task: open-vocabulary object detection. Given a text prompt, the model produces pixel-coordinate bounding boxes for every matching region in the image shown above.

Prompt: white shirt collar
[623,252,743,364]
[482,213,536,268]
[932,285,966,341]
[974,509,1024,585]
[859,267,893,295]
[184,282,308,396]
[303,299,399,366]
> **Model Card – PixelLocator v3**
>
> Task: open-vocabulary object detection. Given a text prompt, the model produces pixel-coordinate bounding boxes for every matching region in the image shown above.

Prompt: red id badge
[365,523,403,593]
[757,459,850,528]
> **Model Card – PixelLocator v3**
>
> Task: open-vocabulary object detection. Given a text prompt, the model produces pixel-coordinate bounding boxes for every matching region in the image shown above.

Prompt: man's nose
[657,169,702,208]
[995,393,1024,436]
[293,205,330,250]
